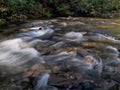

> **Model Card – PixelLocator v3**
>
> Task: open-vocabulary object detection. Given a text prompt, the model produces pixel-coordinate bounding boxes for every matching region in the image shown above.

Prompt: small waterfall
[96,33,117,41]
[34,73,50,90]
[106,46,119,56]
[0,38,22,52]
[0,38,45,74]
[105,46,120,63]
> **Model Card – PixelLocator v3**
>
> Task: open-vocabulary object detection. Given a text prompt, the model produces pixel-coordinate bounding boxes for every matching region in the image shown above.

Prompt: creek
[0,17,120,90]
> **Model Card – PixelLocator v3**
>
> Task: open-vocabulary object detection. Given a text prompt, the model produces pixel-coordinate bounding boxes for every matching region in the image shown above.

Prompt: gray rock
[19,28,54,40]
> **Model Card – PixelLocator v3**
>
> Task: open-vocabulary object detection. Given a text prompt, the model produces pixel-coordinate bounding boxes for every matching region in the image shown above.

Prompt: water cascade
[34,73,58,90]
[1,18,120,90]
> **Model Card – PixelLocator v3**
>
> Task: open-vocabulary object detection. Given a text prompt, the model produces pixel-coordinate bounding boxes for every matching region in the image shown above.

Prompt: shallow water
[34,73,50,90]
[0,17,120,90]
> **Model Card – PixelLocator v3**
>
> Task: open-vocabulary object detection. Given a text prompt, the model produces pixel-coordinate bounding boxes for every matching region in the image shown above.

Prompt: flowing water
[0,17,120,90]
[34,73,50,90]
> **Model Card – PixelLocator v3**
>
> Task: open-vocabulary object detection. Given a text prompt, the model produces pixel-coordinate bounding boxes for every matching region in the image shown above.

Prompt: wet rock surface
[0,17,120,90]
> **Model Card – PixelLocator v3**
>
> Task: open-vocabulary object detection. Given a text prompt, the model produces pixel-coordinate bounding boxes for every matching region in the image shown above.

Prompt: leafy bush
[72,0,120,17]
[0,0,120,24]
[7,0,43,18]
[0,7,9,19]
[57,3,72,16]
[0,18,7,26]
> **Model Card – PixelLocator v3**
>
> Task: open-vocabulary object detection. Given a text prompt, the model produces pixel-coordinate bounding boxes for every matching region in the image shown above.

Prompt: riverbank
[1,17,120,39]
[0,0,120,27]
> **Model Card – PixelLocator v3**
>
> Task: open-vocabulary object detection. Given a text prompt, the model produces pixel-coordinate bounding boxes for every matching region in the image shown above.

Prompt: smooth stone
[63,31,84,44]
[29,26,44,30]
[64,31,83,40]
[20,26,43,32]
[19,28,54,40]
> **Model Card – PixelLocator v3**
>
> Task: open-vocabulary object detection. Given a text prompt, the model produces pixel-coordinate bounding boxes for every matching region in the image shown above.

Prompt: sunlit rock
[20,26,44,32]
[29,26,44,30]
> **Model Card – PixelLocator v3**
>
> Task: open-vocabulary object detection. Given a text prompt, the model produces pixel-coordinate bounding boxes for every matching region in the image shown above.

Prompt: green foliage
[0,18,7,26]
[0,0,120,24]
[57,3,72,16]
[0,7,9,19]
[49,0,59,4]
[7,0,43,16]
[7,0,27,11]
[72,0,120,17]
[10,14,27,22]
